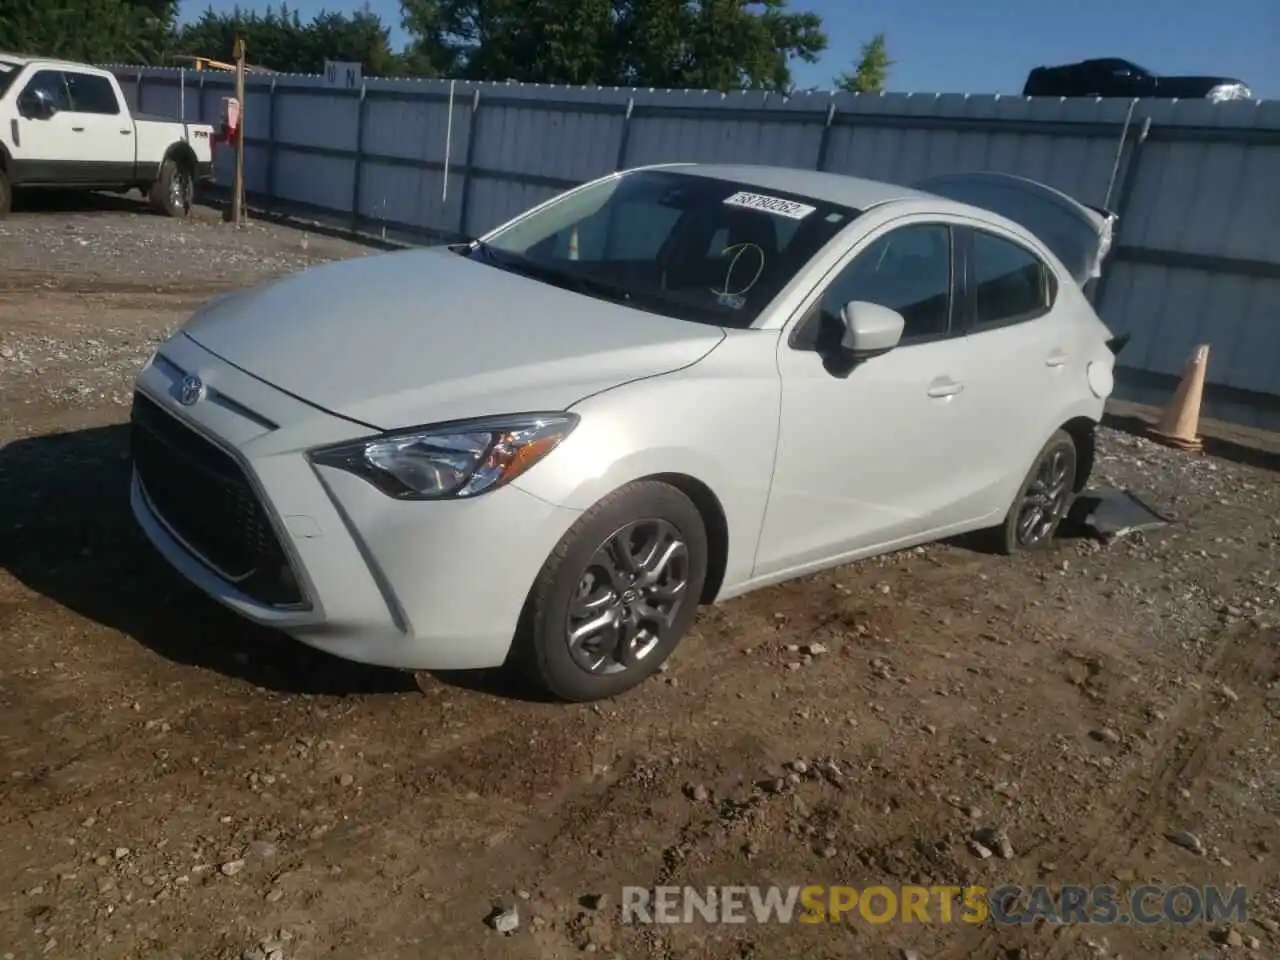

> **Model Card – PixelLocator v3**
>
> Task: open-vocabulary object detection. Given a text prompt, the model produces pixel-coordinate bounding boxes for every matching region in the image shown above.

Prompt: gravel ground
[0,200,1278,960]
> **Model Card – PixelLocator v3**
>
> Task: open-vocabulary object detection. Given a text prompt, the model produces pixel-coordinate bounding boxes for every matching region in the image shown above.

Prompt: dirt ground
[1,196,1278,960]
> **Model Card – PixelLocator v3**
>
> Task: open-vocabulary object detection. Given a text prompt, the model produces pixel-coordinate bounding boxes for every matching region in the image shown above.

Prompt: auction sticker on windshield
[723,192,816,220]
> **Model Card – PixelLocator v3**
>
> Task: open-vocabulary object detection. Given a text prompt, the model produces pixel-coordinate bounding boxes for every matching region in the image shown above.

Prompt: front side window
[64,72,121,115]
[970,230,1055,331]
[18,70,71,114]
[793,223,952,349]
[470,170,859,328]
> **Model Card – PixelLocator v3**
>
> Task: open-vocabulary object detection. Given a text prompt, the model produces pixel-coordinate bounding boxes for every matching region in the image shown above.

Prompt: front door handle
[927,377,965,399]
[1045,350,1070,368]
[71,126,85,132]
[120,129,132,135]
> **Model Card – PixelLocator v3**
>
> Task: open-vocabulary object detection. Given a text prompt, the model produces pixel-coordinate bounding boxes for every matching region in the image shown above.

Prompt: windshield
[469,169,860,328]
[0,61,19,98]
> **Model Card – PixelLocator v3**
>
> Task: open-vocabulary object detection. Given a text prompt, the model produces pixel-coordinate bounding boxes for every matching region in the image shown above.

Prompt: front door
[753,219,985,579]
[8,69,78,183]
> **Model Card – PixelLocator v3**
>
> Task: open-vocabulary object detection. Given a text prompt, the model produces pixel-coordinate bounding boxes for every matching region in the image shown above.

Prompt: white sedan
[129,163,1126,701]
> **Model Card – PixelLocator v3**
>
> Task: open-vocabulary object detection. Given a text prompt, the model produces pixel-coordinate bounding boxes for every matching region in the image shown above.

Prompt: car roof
[0,53,105,71]
[653,163,939,212]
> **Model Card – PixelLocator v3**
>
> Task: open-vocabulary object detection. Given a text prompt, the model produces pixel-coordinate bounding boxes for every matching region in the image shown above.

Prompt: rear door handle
[927,377,964,399]
[120,129,132,135]
[71,126,85,132]
[1045,350,1070,368]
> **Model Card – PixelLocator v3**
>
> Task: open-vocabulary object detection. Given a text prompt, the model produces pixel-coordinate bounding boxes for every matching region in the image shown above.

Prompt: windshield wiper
[473,245,634,306]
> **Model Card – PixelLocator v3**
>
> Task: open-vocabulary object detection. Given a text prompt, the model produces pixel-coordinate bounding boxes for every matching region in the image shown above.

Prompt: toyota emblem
[179,374,206,406]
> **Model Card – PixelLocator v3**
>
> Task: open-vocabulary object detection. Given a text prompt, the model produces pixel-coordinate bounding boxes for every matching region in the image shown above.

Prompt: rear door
[61,70,134,181]
[949,224,1079,516]
[915,172,1116,287]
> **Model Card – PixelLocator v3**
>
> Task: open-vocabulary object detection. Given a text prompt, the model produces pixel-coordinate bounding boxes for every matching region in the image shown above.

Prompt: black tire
[0,167,11,219]
[518,480,708,702]
[992,429,1078,555]
[148,157,192,218]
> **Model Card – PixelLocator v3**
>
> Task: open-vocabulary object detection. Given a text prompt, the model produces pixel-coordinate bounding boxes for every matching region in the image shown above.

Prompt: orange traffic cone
[1148,344,1209,453]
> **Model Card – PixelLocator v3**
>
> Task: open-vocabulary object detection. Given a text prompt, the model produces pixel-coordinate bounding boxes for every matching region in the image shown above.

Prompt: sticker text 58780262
[722,191,817,220]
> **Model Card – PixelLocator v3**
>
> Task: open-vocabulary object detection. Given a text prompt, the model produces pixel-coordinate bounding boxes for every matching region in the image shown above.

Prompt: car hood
[181,247,725,430]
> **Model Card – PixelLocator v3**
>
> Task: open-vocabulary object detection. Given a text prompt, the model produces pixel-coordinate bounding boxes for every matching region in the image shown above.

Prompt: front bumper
[130,335,583,671]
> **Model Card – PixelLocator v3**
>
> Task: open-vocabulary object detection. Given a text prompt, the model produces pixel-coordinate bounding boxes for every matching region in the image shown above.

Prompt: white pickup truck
[0,55,215,218]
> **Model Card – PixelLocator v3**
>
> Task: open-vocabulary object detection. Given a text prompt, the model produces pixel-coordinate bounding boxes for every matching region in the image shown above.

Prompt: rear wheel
[149,157,192,218]
[992,430,1077,555]
[0,168,11,219]
[519,481,708,702]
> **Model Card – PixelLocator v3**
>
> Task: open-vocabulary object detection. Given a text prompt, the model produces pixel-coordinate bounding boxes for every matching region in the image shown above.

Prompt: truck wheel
[0,168,11,219]
[149,157,192,218]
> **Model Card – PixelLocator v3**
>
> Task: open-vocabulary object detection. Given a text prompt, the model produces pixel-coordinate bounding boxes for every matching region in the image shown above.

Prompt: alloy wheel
[1015,447,1073,547]
[565,518,690,675]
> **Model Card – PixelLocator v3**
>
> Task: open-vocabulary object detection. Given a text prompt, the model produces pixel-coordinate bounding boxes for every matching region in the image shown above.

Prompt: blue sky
[183,0,1279,98]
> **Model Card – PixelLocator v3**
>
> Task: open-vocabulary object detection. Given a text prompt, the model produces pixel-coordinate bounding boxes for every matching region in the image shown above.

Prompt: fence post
[1092,114,1152,313]
[815,101,837,171]
[350,82,367,233]
[457,88,482,239]
[614,97,635,170]
[265,77,278,211]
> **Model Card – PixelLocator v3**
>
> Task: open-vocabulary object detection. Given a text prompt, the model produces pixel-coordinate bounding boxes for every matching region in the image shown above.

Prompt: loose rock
[487,905,519,933]
[1166,830,1205,856]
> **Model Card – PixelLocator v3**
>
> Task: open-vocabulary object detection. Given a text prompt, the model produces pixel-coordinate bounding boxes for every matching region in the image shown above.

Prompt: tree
[836,32,892,93]
[398,0,828,91]
[171,4,403,76]
[0,0,176,64]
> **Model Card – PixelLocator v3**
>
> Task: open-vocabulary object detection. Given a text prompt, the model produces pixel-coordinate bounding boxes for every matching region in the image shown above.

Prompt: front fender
[512,333,781,594]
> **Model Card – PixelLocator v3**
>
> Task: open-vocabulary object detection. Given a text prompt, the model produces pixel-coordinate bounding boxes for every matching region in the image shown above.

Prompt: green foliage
[1,0,829,92]
[836,32,892,93]
[403,0,827,90]
[170,4,403,76]
[0,0,178,64]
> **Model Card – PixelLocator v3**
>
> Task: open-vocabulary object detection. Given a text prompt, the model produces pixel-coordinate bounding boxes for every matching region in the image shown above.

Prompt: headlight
[310,413,578,500]
[1206,83,1251,102]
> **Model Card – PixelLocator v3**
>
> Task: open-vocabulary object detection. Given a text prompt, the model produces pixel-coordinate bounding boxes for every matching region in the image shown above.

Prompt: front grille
[130,391,304,607]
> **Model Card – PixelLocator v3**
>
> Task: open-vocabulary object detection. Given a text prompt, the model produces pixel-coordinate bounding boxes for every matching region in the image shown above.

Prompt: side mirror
[839,300,905,359]
[19,89,58,120]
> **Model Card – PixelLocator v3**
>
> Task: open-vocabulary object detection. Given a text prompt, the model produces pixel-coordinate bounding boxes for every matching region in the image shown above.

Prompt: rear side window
[970,230,1055,331]
[64,72,120,115]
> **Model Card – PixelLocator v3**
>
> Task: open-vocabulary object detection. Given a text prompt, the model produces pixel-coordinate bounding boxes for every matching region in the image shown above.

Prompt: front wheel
[518,480,708,702]
[992,429,1078,555]
[148,157,192,218]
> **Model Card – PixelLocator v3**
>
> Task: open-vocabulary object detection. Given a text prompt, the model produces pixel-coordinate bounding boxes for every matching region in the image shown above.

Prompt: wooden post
[230,35,247,225]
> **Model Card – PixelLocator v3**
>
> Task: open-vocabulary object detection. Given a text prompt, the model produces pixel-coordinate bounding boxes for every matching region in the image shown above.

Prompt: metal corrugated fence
[110,66,1280,430]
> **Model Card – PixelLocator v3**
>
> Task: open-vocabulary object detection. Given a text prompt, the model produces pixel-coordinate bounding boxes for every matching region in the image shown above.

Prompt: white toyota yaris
[130,163,1127,701]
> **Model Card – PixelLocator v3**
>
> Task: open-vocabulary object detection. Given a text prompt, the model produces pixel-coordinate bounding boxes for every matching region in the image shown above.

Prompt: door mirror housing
[839,301,905,359]
[19,88,59,120]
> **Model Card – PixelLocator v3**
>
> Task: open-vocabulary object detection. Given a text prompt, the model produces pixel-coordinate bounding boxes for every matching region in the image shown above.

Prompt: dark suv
[1023,58,1252,101]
